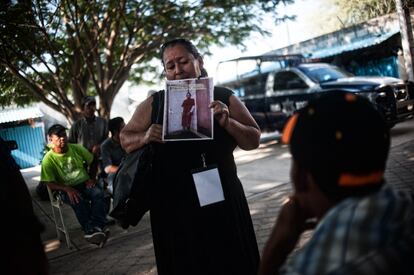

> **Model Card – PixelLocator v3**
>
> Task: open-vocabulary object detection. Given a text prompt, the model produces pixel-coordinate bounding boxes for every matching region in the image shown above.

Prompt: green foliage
[308,0,414,37]
[0,0,293,120]
[324,0,414,28]
[0,68,34,106]
[330,0,397,25]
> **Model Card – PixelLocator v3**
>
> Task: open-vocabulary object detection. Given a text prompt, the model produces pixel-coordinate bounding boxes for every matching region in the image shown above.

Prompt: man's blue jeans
[61,182,107,234]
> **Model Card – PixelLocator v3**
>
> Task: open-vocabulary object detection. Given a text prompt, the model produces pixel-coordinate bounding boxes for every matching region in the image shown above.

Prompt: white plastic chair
[46,185,73,249]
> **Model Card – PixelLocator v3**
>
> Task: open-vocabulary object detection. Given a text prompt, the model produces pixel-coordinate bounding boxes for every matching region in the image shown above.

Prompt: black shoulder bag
[109,91,164,228]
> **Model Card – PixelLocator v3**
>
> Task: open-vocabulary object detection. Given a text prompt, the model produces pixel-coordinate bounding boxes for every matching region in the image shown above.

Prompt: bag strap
[151,90,164,124]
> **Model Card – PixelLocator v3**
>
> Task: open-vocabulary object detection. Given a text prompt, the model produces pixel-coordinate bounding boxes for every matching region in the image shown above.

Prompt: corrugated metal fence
[0,124,45,169]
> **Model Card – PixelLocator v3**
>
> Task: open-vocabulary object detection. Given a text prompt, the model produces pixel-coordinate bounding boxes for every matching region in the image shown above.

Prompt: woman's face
[163,44,203,80]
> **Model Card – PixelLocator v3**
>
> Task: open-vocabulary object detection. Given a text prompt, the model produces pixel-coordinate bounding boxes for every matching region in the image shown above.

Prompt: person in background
[69,96,108,156]
[181,91,195,130]
[258,92,414,275]
[100,117,126,193]
[1,137,49,274]
[41,124,108,246]
[120,38,261,275]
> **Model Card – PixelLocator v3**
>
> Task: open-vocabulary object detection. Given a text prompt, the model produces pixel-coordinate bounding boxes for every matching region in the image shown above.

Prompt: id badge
[192,166,225,207]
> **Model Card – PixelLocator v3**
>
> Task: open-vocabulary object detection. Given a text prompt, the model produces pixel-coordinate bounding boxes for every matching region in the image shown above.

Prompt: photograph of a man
[163,77,213,141]
[181,91,195,131]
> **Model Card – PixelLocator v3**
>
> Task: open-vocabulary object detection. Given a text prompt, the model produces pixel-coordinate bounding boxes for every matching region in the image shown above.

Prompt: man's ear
[306,173,334,219]
[292,161,311,193]
[306,173,318,193]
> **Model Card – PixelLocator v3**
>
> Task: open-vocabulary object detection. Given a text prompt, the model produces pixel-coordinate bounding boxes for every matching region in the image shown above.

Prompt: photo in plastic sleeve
[163,77,214,141]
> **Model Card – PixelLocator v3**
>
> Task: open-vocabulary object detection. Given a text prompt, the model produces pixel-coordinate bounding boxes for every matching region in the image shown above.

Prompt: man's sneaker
[84,231,106,245]
[92,226,110,248]
[99,229,110,248]
[94,226,110,235]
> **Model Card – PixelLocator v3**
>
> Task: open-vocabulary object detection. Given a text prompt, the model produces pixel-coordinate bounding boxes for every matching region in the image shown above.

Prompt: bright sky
[204,0,325,83]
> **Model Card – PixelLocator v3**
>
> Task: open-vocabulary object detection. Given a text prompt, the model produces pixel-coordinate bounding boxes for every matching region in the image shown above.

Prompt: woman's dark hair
[160,38,208,77]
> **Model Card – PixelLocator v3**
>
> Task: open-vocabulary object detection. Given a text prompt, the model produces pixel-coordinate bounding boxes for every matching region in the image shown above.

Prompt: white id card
[192,167,225,207]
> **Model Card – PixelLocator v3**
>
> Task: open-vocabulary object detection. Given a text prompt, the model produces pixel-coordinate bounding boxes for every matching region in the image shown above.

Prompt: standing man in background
[69,96,108,156]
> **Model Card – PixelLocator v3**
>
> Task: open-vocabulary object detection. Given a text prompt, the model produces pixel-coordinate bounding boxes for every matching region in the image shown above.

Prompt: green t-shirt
[40,144,93,187]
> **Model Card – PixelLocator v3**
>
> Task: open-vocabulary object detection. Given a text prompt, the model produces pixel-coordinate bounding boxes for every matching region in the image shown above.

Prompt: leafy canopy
[0,0,293,121]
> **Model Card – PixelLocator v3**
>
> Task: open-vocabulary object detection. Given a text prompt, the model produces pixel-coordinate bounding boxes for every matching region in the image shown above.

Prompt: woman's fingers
[210,100,229,127]
[145,124,163,143]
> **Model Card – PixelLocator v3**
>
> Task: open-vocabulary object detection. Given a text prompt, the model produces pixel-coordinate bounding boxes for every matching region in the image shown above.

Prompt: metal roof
[0,105,43,124]
[219,54,304,64]
[309,30,399,59]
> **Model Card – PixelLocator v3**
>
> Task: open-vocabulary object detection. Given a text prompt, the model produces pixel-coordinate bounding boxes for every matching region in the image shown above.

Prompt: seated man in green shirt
[41,124,108,246]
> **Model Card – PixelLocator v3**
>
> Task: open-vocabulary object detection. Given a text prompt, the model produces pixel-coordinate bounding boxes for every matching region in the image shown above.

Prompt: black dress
[150,87,260,275]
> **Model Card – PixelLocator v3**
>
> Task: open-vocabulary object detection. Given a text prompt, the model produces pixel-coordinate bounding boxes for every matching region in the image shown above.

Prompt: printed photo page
[163,77,214,141]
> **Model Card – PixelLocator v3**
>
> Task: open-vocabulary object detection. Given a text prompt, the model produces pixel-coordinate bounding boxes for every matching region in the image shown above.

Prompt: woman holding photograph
[120,38,261,275]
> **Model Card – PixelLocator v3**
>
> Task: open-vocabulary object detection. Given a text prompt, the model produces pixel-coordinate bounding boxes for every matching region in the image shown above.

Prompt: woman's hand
[210,95,260,150]
[209,100,229,128]
[144,124,163,144]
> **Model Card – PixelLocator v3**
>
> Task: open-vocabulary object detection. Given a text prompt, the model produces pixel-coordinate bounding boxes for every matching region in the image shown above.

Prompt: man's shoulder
[68,144,93,160]
[42,149,54,161]
[42,149,62,167]
[69,118,84,131]
[68,143,82,149]
[96,116,107,124]
[68,143,87,153]
[72,118,84,126]
[101,138,113,148]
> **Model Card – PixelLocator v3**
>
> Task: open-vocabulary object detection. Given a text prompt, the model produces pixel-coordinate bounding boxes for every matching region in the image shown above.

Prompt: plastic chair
[46,185,73,249]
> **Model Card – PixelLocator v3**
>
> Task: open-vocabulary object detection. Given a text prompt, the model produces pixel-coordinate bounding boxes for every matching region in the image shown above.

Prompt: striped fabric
[281,185,414,275]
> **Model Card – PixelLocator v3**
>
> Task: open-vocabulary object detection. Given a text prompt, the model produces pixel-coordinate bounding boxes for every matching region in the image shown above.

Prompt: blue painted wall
[347,56,399,78]
[0,124,45,169]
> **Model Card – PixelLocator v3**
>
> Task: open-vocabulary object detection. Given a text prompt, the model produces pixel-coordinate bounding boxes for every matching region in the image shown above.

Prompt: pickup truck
[221,62,414,132]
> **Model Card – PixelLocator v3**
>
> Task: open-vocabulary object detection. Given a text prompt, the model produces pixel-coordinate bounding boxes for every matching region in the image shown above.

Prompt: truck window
[223,73,268,98]
[274,71,307,90]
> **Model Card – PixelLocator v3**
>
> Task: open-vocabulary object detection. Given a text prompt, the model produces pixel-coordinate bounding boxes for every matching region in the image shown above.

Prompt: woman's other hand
[212,95,260,150]
[209,100,230,128]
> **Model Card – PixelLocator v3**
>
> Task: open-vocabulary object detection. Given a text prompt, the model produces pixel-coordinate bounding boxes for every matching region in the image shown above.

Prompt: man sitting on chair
[41,124,108,246]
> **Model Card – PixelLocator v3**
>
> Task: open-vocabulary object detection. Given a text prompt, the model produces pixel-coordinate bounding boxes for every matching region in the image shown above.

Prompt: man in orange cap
[258,91,414,275]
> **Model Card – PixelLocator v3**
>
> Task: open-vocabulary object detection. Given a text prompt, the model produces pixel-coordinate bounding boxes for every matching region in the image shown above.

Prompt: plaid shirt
[281,185,414,275]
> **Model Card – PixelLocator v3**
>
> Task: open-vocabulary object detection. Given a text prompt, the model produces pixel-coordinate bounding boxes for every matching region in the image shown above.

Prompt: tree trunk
[99,88,115,119]
[396,0,414,81]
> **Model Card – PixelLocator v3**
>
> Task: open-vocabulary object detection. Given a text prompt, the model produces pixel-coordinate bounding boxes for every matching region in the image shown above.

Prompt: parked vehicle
[220,61,414,132]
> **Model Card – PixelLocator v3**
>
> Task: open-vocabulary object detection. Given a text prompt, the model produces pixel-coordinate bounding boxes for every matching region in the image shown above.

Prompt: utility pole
[396,0,414,81]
